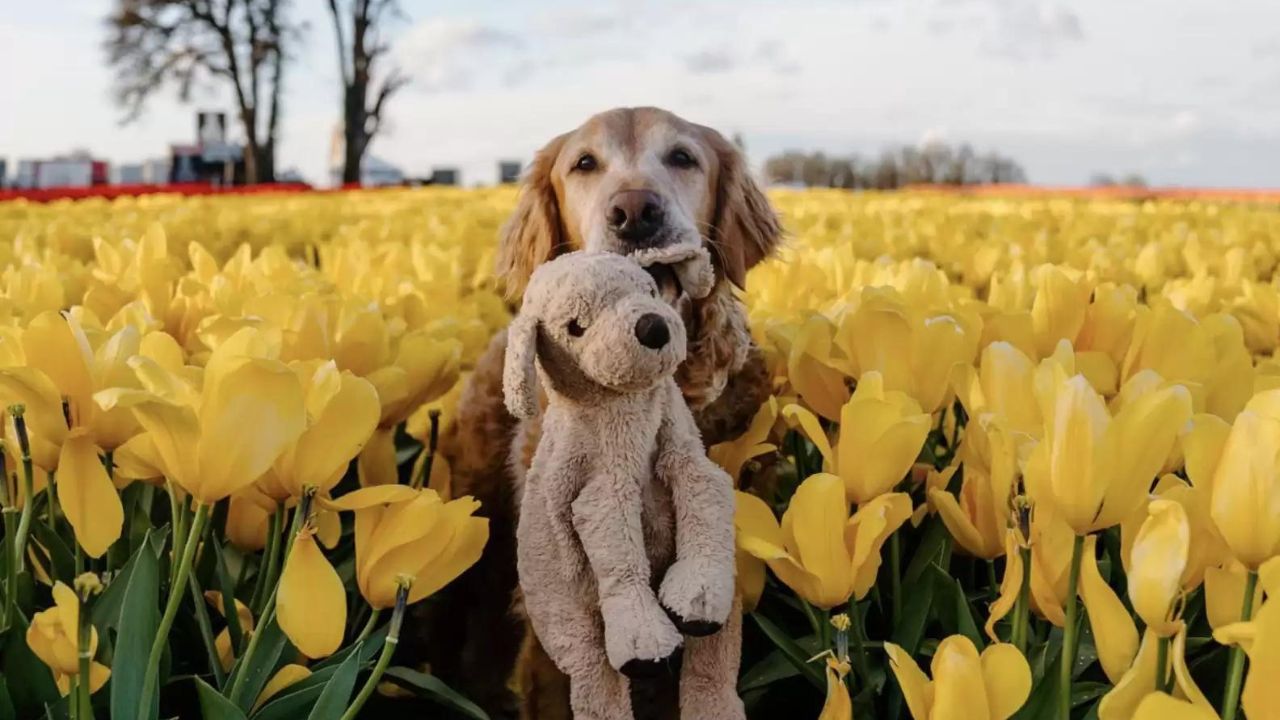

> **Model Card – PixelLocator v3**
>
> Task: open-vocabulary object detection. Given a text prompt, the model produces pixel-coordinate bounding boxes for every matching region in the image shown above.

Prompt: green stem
[165,481,185,586]
[354,608,383,644]
[250,507,284,616]
[1220,570,1259,720]
[1012,545,1032,655]
[227,492,312,707]
[1059,534,1085,720]
[338,586,408,720]
[135,503,210,720]
[76,588,94,719]
[986,560,999,598]
[800,599,821,638]
[847,600,872,685]
[1155,635,1170,694]
[890,531,903,624]
[188,571,227,688]
[45,471,58,534]
[2,507,15,630]
[12,448,35,575]
[818,608,832,652]
[412,410,441,491]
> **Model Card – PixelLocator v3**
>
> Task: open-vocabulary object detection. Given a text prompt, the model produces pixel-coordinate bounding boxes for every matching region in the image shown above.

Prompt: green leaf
[929,564,984,650]
[0,611,60,716]
[210,540,245,653]
[249,667,338,720]
[27,520,75,582]
[382,667,490,720]
[889,570,936,655]
[109,528,162,720]
[93,527,167,631]
[748,613,824,691]
[195,676,249,720]
[0,679,15,720]
[304,642,362,720]
[226,617,290,713]
[312,624,387,672]
[738,634,822,692]
[903,518,949,586]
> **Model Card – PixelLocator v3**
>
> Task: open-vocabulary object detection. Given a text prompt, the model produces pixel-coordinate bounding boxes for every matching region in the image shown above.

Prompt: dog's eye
[567,318,586,337]
[667,147,697,169]
[572,153,598,172]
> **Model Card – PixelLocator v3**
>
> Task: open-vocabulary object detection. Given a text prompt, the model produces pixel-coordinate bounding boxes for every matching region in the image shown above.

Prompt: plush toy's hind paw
[602,598,683,673]
[619,653,680,679]
[663,606,722,637]
[659,558,734,631]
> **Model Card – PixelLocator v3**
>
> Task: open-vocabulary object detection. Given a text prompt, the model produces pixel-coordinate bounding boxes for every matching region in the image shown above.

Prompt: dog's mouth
[644,263,686,306]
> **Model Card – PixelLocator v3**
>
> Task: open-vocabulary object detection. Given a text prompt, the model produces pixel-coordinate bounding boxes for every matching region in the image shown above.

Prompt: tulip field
[1,187,1280,720]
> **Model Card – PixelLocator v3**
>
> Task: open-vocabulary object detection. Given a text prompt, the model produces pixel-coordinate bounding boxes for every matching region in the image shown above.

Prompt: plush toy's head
[503,244,714,418]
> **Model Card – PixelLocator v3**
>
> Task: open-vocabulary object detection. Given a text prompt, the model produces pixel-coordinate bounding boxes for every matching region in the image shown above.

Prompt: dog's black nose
[634,313,670,349]
[607,189,665,245]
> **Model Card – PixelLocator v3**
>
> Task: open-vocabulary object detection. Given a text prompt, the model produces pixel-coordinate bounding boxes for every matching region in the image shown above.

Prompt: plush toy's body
[503,248,742,720]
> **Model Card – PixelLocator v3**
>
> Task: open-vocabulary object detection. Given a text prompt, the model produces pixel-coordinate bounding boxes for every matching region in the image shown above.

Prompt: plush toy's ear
[496,133,570,299]
[701,126,784,289]
[503,314,539,419]
[671,245,716,300]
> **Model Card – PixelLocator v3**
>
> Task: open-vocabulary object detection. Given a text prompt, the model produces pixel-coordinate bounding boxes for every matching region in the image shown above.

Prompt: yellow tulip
[709,396,779,483]
[1028,371,1191,535]
[1216,559,1280,719]
[838,289,980,413]
[98,327,307,505]
[326,485,489,608]
[952,341,1042,438]
[257,360,380,501]
[782,313,852,421]
[885,636,1031,720]
[737,473,911,608]
[819,657,853,720]
[1120,304,1214,404]
[1128,499,1190,636]
[785,372,931,505]
[358,329,461,485]
[929,417,1017,560]
[26,582,111,697]
[1207,390,1280,569]
[1121,475,1229,597]
[1030,264,1092,359]
[1098,624,1212,720]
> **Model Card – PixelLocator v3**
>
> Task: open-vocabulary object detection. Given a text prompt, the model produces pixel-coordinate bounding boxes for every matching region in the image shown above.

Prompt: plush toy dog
[503,245,743,720]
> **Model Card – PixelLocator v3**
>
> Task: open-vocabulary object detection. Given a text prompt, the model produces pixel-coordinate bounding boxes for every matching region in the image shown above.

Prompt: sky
[3,0,1280,188]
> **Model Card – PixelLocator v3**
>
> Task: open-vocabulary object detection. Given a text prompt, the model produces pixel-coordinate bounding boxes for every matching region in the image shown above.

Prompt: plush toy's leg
[677,597,745,720]
[573,475,683,674]
[526,590,633,720]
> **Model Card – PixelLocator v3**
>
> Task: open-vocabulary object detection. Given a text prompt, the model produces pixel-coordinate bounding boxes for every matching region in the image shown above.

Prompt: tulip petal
[1128,499,1190,635]
[197,359,306,504]
[782,404,835,471]
[356,427,399,486]
[986,530,1023,642]
[734,490,784,549]
[254,664,312,712]
[287,367,380,494]
[931,635,990,720]
[1133,693,1219,720]
[885,642,934,720]
[57,430,124,558]
[1098,630,1159,720]
[1096,382,1192,530]
[326,484,424,511]
[818,659,852,720]
[277,531,346,658]
[980,643,1032,720]
[929,487,990,560]
[1080,536,1139,684]
[783,473,853,607]
[846,492,912,601]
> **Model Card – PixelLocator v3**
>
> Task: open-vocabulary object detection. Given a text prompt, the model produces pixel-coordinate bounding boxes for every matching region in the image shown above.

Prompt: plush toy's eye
[572,153,598,172]
[567,318,586,337]
[650,286,657,298]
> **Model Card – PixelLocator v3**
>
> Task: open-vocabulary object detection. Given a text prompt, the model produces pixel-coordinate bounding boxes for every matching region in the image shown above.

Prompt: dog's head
[504,250,712,418]
[496,107,782,301]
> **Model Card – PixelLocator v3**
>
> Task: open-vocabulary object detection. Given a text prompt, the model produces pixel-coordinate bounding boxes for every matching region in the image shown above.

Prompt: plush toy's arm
[655,389,737,632]
[571,467,681,672]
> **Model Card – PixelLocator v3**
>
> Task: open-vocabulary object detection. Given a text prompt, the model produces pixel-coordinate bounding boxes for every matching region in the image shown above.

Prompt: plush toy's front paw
[659,558,734,635]
[602,598,683,674]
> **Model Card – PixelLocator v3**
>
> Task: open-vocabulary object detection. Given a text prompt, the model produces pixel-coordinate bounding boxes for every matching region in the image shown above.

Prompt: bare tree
[327,0,410,185]
[105,0,298,183]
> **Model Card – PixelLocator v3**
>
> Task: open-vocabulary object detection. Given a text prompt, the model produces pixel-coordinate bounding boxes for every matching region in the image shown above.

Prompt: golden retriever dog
[417,107,782,720]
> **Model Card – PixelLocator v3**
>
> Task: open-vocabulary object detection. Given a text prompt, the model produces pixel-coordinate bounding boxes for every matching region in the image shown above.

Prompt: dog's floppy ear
[702,128,783,289]
[503,313,539,419]
[496,133,569,299]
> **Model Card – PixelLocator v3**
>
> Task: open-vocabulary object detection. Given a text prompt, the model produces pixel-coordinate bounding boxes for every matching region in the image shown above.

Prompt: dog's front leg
[654,396,737,636]
[572,471,683,678]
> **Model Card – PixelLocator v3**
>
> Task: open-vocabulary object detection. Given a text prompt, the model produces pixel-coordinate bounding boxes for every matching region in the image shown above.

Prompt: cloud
[684,48,737,74]
[395,19,526,93]
[934,0,1084,60]
[1254,37,1280,58]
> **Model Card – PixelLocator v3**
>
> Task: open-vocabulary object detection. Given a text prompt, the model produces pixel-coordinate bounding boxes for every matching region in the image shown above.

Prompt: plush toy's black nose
[634,313,670,349]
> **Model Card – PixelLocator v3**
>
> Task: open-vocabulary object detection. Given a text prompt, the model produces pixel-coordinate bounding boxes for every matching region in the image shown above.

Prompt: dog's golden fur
[423,107,782,720]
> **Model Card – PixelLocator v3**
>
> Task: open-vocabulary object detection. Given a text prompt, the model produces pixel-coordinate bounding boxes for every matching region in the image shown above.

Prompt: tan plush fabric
[504,248,743,720]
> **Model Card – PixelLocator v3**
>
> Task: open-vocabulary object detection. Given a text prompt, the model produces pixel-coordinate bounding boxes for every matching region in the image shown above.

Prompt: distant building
[12,150,108,189]
[499,160,522,184]
[429,168,459,186]
[113,164,146,185]
[0,159,7,188]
